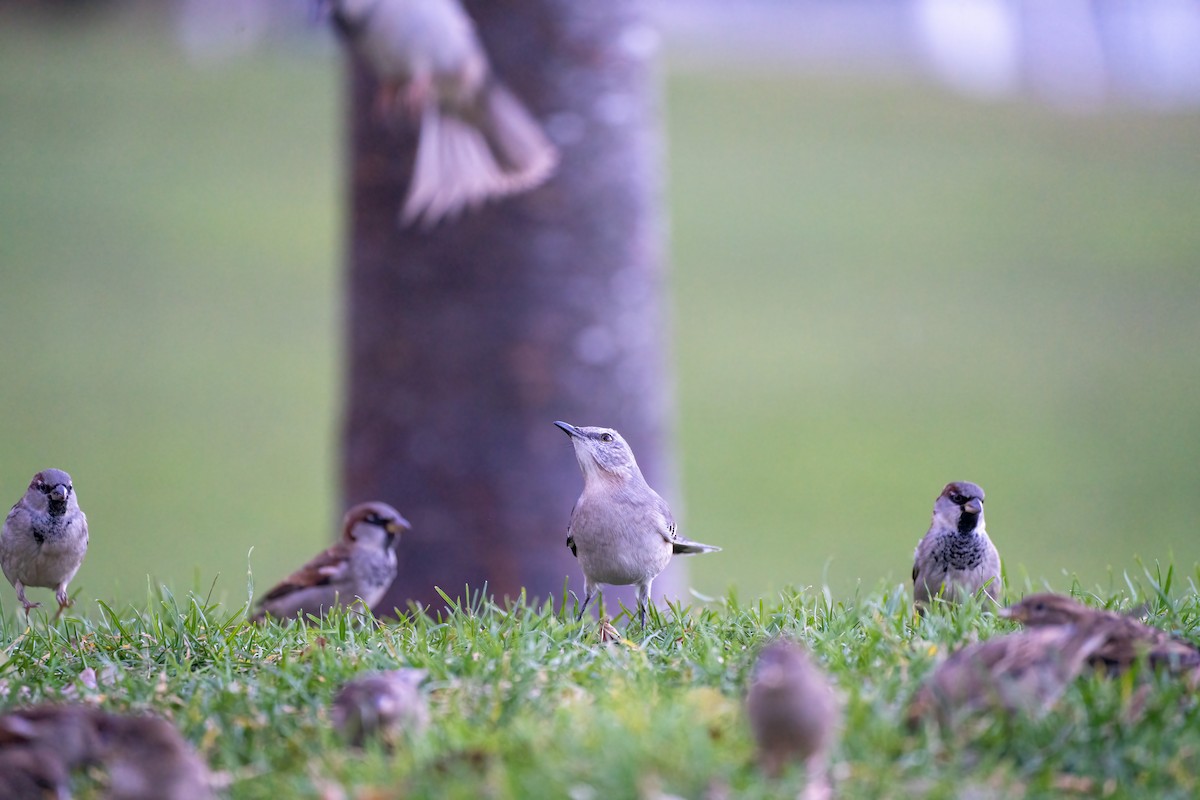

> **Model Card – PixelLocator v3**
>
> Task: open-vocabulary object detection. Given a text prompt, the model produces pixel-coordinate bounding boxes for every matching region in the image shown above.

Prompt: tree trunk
[342,0,682,615]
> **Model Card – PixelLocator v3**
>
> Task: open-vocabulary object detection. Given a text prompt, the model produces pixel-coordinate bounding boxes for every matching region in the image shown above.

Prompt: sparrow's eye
[36,482,50,494]
[366,515,386,527]
[600,433,614,443]
[949,493,967,505]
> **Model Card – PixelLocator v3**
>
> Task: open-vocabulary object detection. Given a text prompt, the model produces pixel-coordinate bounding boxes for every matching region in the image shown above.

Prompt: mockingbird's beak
[554,421,582,438]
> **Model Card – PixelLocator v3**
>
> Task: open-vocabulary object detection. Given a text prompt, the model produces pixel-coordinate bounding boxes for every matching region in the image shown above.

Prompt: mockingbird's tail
[672,539,721,556]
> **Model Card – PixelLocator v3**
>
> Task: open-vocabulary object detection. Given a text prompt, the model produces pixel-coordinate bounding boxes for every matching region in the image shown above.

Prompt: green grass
[0,9,1198,608]
[3,570,1199,798]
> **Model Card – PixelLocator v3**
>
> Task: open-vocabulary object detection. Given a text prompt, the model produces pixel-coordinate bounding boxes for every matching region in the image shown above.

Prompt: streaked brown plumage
[251,502,409,622]
[1002,592,1200,676]
[906,622,1110,730]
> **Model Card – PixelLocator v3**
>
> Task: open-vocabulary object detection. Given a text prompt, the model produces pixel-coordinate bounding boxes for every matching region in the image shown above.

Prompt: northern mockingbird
[1,468,89,619]
[746,638,840,795]
[554,421,720,626]
[323,0,559,227]
[912,481,1002,614]
[251,502,409,622]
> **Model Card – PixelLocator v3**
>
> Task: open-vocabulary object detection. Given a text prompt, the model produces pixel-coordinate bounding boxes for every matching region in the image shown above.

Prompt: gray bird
[912,481,1001,614]
[252,501,409,622]
[331,668,430,748]
[745,638,840,793]
[0,469,89,619]
[324,0,559,227]
[1003,593,1200,676]
[555,421,720,626]
[906,622,1110,730]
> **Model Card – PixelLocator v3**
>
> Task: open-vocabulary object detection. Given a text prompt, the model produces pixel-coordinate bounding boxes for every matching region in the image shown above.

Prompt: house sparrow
[0,704,104,769]
[905,623,1110,730]
[0,469,89,618]
[912,481,1001,614]
[745,638,840,794]
[555,422,720,627]
[1002,593,1200,676]
[91,712,215,800]
[331,668,430,747]
[324,0,559,227]
[251,502,409,622]
[0,745,71,800]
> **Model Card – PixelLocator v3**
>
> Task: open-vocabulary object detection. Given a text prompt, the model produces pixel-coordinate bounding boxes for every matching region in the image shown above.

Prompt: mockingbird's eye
[599,433,614,443]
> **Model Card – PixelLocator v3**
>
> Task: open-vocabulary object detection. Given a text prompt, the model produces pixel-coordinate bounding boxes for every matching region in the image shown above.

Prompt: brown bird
[1,469,90,618]
[252,501,409,622]
[745,638,840,794]
[0,704,104,770]
[912,481,1002,614]
[0,745,71,800]
[331,668,430,748]
[0,705,213,800]
[91,712,215,800]
[1002,593,1200,676]
[325,0,559,227]
[906,623,1110,730]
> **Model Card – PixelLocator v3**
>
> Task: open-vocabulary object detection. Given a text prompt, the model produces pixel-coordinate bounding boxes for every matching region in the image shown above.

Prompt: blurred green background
[1,7,1197,613]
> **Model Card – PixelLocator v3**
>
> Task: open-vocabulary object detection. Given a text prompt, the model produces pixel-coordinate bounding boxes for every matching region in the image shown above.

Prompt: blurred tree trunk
[342,0,683,614]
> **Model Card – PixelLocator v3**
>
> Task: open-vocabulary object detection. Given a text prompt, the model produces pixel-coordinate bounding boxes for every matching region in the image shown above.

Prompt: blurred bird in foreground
[252,501,409,622]
[912,481,1002,614]
[1003,593,1200,677]
[93,712,215,800]
[555,422,721,627]
[906,622,1110,731]
[332,668,430,748]
[1,469,89,619]
[0,705,213,800]
[323,0,559,227]
[745,639,840,798]
[0,745,71,800]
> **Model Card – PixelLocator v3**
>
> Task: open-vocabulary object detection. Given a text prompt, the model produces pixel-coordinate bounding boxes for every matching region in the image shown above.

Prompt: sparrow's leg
[15,581,40,612]
[54,583,72,620]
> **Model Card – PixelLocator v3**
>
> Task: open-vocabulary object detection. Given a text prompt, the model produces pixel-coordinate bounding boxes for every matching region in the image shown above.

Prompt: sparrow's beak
[385,516,410,546]
[554,421,582,438]
[964,498,983,515]
[50,484,69,503]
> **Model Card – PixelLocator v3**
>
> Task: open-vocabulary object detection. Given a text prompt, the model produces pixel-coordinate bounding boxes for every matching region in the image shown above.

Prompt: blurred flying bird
[324,0,559,227]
